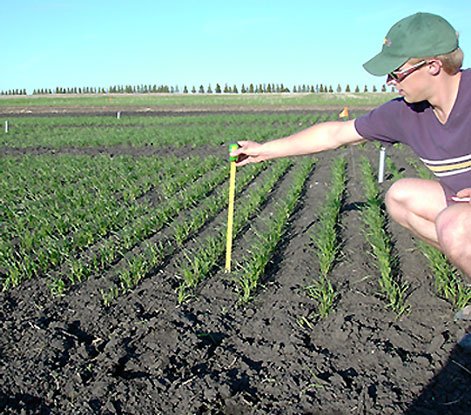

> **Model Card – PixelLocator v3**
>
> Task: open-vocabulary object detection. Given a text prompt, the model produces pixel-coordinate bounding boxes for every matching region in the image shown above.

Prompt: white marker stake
[5,120,8,133]
[117,111,121,119]
[378,146,386,183]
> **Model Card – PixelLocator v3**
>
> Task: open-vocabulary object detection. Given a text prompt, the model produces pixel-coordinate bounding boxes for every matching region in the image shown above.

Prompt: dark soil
[1,109,471,415]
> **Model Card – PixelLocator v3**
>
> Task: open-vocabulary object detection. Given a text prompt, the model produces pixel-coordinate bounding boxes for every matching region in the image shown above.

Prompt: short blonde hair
[410,47,464,75]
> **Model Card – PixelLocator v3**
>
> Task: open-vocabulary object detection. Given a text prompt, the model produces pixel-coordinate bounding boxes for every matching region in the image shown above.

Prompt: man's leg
[385,177,471,279]
[436,204,471,278]
[437,202,471,322]
[385,178,446,250]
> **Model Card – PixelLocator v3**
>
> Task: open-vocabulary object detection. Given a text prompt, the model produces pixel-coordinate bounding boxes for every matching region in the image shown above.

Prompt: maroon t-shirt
[354,69,471,201]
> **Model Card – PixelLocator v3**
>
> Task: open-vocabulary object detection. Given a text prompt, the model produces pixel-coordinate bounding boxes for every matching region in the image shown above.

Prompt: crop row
[99,161,266,304]
[358,155,410,317]
[235,157,316,303]
[51,159,246,295]
[175,158,294,303]
[306,156,347,317]
[2,112,466,318]
[0,113,340,148]
[0,153,222,290]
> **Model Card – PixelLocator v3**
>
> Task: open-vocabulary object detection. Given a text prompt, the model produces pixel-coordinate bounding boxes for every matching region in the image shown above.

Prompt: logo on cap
[383,38,392,47]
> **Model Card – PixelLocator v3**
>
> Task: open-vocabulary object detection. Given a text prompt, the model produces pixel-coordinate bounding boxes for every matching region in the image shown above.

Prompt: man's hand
[230,141,265,166]
[455,188,471,203]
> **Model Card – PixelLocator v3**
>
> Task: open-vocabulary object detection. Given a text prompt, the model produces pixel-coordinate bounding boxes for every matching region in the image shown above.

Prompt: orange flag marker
[339,107,349,119]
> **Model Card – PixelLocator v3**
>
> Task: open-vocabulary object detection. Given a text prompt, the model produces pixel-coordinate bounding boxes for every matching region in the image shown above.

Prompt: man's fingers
[457,188,471,197]
[230,141,251,156]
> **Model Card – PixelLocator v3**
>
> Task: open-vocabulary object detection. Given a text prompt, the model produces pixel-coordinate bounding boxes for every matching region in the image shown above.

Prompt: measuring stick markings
[225,143,239,272]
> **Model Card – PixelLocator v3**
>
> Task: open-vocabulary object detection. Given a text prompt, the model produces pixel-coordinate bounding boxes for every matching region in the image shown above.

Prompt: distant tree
[249,83,255,93]
[183,86,188,93]
[207,84,213,93]
[364,85,368,92]
[373,85,377,92]
[337,84,342,93]
[192,86,196,93]
[216,83,222,93]
[328,85,333,93]
[241,84,247,93]
[233,84,238,93]
[345,84,351,92]
[381,84,386,92]
[355,85,360,93]
[199,85,205,93]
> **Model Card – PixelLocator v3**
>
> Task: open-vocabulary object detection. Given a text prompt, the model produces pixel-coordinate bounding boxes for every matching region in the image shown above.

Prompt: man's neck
[429,70,462,124]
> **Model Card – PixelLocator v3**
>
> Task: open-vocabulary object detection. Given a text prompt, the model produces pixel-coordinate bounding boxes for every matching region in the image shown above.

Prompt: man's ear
[428,59,442,76]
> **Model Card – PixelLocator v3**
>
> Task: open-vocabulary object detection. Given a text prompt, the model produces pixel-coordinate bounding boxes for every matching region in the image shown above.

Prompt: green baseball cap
[363,12,459,76]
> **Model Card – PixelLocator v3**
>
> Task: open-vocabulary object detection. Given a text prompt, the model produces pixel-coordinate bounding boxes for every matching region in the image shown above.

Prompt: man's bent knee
[385,178,418,221]
[436,205,470,253]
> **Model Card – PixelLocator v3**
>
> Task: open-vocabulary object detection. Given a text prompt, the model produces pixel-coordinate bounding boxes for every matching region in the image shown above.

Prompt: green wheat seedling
[101,286,119,307]
[100,164,264,305]
[176,159,293,303]
[359,156,410,318]
[418,241,471,310]
[306,156,345,317]
[1,153,218,291]
[385,155,404,182]
[236,157,316,303]
[310,156,346,274]
[306,274,338,319]
[50,161,230,295]
[236,214,286,303]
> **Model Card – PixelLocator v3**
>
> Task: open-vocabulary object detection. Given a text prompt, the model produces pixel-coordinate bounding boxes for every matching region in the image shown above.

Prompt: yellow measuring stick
[225,143,238,272]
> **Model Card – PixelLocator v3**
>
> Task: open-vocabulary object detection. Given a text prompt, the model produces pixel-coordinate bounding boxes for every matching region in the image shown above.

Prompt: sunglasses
[387,60,428,83]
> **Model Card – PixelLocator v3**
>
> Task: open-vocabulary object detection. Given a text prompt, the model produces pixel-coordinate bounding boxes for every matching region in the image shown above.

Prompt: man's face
[387,60,431,103]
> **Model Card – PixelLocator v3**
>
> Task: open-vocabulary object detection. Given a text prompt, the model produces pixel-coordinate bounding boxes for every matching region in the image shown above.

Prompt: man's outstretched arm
[231,119,366,166]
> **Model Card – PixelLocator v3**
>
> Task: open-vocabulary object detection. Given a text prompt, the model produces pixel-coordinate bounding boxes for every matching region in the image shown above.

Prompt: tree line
[1,82,391,96]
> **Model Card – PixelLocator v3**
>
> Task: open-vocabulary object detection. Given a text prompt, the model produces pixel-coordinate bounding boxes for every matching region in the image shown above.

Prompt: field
[1,94,471,415]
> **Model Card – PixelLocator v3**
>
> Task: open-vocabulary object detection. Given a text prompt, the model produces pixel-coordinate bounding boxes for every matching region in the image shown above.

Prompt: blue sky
[1,0,470,94]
